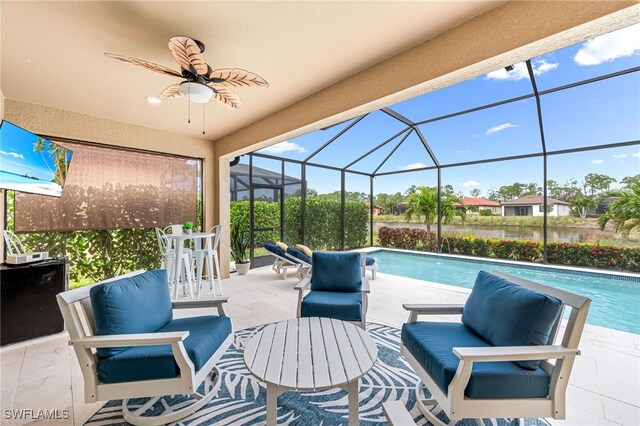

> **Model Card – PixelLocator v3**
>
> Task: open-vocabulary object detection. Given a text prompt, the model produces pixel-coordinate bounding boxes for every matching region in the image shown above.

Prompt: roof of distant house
[501,195,570,205]
[454,197,501,207]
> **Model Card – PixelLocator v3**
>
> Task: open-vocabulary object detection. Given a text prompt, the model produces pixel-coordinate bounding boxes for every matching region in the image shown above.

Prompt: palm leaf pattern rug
[86,323,549,425]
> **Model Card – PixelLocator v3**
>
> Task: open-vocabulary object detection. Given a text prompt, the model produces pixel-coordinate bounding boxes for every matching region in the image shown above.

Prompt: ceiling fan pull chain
[188,82,191,124]
[202,104,206,135]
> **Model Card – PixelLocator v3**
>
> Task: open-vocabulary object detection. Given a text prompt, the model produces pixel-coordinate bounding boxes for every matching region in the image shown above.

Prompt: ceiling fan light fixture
[145,96,162,104]
[180,81,214,104]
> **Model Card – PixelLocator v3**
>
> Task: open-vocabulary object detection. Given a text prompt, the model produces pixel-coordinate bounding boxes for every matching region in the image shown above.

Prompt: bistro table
[166,231,222,299]
[243,317,378,426]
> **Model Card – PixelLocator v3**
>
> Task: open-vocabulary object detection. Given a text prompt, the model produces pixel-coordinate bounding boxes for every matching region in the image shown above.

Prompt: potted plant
[231,222,251,275]
[183,221,194,235]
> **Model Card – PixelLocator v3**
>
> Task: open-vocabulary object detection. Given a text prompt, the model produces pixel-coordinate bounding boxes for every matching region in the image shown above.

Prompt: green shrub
[377,226,639,272]
[479,209,493,216]
[230,197,368,251]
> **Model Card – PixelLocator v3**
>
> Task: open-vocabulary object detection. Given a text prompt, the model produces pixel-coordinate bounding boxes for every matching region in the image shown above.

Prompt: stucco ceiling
[1,1,504,141]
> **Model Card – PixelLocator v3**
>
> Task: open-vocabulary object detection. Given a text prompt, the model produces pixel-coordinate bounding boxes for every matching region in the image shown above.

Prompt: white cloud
[632,150,640,159]
[591,159,603,165]
[397,162,427,171]
[485,60,558,81]
[455,150,471,154]
[257,141,307,155]
[0,150,24,159]
[574,24,640,66]
[612,154,628,159]
[461,180,480,187]
[486,123,519,136]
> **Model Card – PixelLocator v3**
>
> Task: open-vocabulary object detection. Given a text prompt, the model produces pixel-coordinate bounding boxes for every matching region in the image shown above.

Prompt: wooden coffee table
[243,317,378,426]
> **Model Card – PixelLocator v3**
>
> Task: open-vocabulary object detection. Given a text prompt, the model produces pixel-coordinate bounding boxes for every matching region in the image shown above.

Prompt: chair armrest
[453,345,580,362]
[361,276,370,293]
[172,297,229,316]
[294,276,311,290]
[71,331,189,348]
[172,297,229,309]
[403,304,465,315]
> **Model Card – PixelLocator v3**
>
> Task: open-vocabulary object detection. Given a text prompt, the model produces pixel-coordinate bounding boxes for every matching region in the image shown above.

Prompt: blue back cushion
[287,247,311,264]
[311,252,361,292]
[264,242,286,257]
[90,270,173,358]
[462,271,563,370]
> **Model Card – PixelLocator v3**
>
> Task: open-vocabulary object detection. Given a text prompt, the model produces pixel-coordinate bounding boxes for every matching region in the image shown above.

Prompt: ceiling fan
[105,36,268,110]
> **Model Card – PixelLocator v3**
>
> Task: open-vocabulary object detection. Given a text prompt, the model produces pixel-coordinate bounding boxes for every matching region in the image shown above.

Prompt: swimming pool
[367,249,640,334]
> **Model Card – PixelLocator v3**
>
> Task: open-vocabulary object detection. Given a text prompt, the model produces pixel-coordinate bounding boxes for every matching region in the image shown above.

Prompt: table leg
[266,383,278,426]
[347,379,359,426]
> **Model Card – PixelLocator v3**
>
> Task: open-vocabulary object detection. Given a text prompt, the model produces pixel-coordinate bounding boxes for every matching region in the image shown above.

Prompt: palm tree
[33,138,70,185]
[598,182,640,237]
[404,186,465,231]
[571,195,596,219]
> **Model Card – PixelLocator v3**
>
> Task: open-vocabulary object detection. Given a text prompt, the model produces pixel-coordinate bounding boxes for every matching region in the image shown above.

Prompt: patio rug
[85,323,550,425]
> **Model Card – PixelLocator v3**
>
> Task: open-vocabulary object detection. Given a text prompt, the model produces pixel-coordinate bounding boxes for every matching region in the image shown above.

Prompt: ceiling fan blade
[159,83,184,99]
[168,36,208,75]
[210,86,241,109]
[209,68,269,88]
[104,53,182,77]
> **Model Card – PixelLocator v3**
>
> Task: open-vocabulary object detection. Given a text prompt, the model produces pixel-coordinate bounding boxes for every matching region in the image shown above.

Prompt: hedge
[17,228,161,287]
[231,197,368,251]
[377,226,640,272]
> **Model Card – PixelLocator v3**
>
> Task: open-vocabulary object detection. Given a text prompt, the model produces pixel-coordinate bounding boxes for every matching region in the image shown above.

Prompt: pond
[373,222,612,243]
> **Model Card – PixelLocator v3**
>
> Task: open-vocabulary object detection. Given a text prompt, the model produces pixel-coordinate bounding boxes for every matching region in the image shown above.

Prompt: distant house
[364,200,384,216]
[501,195,571,217]
[586,197,618,216]
[454,197,501,215]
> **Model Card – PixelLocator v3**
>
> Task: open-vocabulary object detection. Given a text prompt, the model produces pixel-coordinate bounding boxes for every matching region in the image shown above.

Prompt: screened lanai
[233,23,640,268]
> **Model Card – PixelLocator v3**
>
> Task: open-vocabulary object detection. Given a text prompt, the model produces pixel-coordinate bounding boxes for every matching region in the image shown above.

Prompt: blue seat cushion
[402,322,551,399]
[311,252,361,292]
[90,270,173,358]
[462,271,563,370]
[365,256,375,266]
[301,291,363,321]
[97,315,232,384]
[264,243,298,263]
[286,246,311,264]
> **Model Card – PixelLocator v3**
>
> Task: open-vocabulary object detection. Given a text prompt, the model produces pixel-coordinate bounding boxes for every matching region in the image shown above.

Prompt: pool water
[368,250,640,334]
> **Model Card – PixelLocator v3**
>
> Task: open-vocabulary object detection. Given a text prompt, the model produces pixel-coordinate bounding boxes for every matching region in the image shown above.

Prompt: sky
[0,121,60,182]
[254,24,640,196]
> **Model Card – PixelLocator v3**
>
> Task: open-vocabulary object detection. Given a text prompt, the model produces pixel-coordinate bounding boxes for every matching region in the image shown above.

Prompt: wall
[2,99,216,263]
[211,2,638,275]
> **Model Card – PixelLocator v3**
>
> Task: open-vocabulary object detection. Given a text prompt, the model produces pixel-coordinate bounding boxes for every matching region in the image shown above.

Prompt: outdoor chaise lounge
[56,269,233,425]
[264,242,377,280]
[399,271,591,425]
[263,242,310,279]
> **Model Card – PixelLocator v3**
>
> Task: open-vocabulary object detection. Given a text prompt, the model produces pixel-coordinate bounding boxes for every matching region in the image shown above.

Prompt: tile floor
[1,266,639,425]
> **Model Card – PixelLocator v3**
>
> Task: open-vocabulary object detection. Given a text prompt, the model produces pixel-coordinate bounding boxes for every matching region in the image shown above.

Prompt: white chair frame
[400,271,591,426]
[56,270,233,426]
[3,230,26,256]
[359,251,377,280]
[295,275,370,329]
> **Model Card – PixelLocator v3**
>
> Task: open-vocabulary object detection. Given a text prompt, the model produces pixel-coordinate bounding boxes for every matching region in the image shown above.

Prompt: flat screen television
[0,120,73,197]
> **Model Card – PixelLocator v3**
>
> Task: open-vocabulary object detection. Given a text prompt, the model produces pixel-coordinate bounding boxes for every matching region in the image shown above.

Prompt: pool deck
[1,266,638,425]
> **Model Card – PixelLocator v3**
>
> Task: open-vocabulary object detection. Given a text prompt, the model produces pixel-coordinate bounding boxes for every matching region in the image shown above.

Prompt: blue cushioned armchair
[56,269,233,426]
[295,251,369,329]
[401,271,590,426]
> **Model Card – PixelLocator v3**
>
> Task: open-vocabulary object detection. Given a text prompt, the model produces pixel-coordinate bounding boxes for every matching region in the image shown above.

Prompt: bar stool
[193,225,223,297]
[155,227,195,298]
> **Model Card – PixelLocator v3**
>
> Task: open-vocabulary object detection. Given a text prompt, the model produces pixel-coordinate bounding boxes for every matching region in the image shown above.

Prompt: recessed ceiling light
[145,96,162,104]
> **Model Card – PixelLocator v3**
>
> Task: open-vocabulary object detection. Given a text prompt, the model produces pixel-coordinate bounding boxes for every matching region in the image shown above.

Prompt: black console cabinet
[0,258,68,346]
